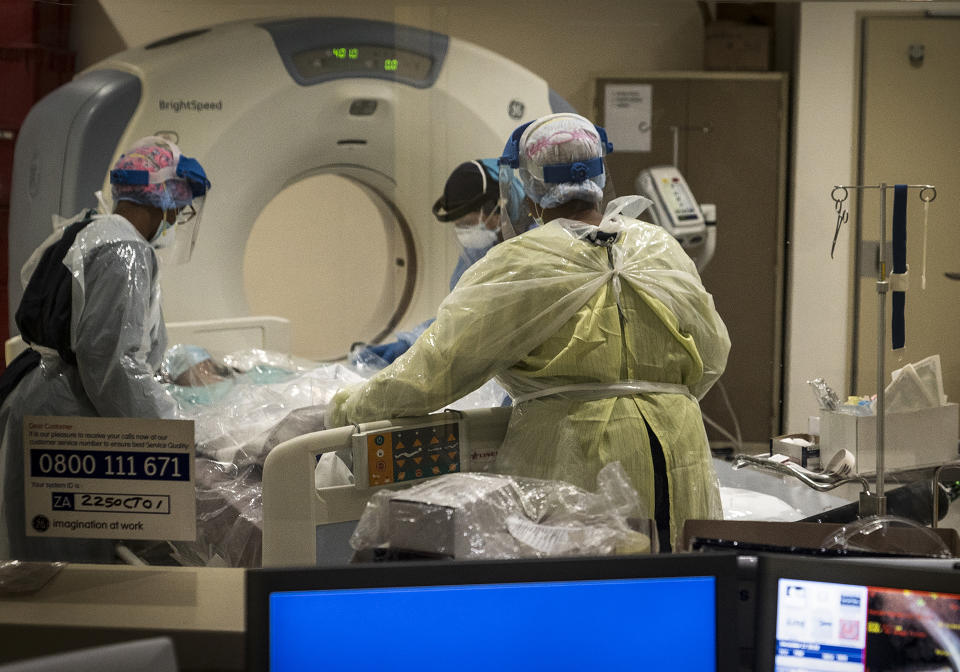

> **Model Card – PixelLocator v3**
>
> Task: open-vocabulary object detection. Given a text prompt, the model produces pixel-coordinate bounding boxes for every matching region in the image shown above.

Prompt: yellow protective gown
[330,209,731,548]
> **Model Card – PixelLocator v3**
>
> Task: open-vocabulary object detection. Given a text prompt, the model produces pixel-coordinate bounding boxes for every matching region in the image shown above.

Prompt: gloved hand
[350,340,410,372]
[349,319,432,372]
[366,340,410,363]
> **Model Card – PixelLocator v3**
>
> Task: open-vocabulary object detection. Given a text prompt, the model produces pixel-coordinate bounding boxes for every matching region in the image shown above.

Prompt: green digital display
[292,45,433,80]
[330,47,360,60]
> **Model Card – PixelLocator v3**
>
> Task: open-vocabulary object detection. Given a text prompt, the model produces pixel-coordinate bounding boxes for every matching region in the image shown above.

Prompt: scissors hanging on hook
[830,186,849,259]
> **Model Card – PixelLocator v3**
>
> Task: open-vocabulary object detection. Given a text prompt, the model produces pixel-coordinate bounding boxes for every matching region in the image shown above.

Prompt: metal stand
[932,461,960,528]
[831,183,937,516]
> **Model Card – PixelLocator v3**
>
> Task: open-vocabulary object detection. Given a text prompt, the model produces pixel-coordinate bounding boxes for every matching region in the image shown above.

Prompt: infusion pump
[636,166,716,271]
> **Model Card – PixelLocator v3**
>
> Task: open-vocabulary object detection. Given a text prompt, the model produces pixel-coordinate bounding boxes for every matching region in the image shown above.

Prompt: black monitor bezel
[246,553,741,672]
[754,553,960,670]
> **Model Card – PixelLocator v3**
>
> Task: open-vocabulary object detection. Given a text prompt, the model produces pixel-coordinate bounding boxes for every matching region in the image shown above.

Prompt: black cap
[432,161,499,222]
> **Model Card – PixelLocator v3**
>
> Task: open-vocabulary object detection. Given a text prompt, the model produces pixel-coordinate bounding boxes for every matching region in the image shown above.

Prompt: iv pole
[831,183,937,516]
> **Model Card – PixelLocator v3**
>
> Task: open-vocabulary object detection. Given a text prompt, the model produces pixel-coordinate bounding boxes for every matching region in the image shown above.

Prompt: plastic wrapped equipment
[350,461,652,559]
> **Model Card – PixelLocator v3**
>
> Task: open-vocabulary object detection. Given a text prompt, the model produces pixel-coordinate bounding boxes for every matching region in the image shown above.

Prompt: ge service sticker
[24,416,196,541]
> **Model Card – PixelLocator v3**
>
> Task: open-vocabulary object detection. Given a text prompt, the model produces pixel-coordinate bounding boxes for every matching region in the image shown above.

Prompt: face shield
[494,161,536,241]
[110,137,211,264]
[155,195,205,265]
[498,114,615,231]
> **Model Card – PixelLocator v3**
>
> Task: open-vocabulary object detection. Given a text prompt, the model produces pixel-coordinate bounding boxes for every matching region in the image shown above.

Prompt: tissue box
[771,433,820,470]
[820,404,959,473]
[387,473,518,558]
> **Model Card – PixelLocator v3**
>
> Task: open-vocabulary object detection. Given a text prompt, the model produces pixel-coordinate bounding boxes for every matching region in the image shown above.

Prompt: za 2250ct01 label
[24,416,197,541]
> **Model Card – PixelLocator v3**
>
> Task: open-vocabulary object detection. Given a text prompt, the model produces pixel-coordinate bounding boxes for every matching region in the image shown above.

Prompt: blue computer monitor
[754,554,960,671]
[246,554,741,672]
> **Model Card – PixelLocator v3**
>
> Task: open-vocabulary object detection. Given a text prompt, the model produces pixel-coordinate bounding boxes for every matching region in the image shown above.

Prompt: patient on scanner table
[147,343,507,567]
[160,344,505,463]
[161,344,300,409]
[164,345,234,387]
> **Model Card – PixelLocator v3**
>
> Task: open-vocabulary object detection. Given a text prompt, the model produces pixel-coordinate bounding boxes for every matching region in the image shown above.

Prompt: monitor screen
[246,554,741,672]
[756,555,960,672]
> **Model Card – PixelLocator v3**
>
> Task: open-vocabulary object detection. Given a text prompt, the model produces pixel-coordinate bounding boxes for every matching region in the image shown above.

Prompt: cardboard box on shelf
[704,21,771,71]
[820,404,959,474]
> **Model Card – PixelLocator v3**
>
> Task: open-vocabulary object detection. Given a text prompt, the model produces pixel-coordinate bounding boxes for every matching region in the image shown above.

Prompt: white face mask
[455,223,498,251]
[455,218,499,267]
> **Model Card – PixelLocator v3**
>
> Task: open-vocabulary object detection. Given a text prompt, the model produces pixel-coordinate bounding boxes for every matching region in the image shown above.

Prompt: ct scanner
[8,17,573,361]
[0,18,577,666]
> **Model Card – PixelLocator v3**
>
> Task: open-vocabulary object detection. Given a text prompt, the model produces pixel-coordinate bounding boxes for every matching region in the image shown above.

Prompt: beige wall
[786,1,959,433]
[70,0,705,116]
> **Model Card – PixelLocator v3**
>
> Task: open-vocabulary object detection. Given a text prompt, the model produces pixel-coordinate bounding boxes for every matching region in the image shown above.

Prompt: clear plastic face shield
[155,194,205,265]
[498,114,615,233]
[495,164,536,241]
[109,139,211,265]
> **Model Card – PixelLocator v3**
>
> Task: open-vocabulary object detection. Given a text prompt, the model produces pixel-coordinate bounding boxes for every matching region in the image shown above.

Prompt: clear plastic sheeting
[808,377,841,412]
[167,459,263,567]
[350,461,652,559]
[719,487,804,522]
[0,560,65,594]
[166,350,365,465]
[169,347,512,466]
[821,515,952,558]
[220,348,317,377]
[14,212,176,420]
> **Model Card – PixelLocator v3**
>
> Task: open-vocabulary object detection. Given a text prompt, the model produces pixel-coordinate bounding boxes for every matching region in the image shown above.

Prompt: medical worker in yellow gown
[329,113,730,551]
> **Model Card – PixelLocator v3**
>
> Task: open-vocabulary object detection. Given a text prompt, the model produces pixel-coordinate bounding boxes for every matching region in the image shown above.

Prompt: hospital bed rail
[4,315,291,366]
[261,406,512,567]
